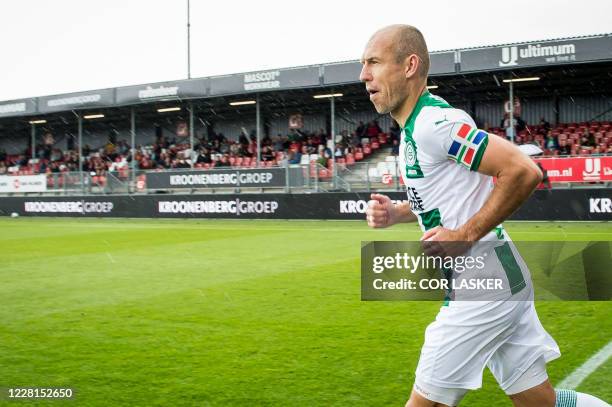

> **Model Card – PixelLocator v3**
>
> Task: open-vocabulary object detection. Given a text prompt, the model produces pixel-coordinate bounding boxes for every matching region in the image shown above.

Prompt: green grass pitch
[0,218,610,406]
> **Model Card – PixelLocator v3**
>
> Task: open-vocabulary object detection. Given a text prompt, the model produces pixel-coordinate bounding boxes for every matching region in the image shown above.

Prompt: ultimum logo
[583,158,601,181]
[499,43,576,67]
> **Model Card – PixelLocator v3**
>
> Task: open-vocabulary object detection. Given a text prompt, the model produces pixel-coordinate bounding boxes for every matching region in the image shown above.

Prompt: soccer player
[361,25,609,407]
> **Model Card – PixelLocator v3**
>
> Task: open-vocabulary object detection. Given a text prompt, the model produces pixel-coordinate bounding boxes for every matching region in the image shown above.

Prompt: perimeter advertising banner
[534,156,612,183]
[0,189,609,220]
[0,175,46,193]
[0,98,37,118]
[115,79,208,105]
[209,67,320,95]
[145,168,287,189]
[38,89,115,113]
[459,36,612,72]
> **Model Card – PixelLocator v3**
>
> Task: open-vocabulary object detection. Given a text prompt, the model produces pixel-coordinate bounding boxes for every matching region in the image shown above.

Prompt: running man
[361,25,609,407]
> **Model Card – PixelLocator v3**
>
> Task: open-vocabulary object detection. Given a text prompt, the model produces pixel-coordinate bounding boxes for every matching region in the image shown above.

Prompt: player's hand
[420,226,471,257]
[366,193,397,228]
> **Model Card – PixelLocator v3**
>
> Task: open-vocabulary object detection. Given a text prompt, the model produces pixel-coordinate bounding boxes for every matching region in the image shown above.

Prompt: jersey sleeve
[445,121,489,171]
[417,108,489,172]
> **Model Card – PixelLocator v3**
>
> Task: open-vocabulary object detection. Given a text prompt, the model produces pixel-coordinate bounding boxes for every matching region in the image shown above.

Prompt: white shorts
[413,298,560,405]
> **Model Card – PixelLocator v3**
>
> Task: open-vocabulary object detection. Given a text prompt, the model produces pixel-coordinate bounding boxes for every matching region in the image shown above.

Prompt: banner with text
[0,175,46,193]
[145,168,287,189]
[534,156,612,183]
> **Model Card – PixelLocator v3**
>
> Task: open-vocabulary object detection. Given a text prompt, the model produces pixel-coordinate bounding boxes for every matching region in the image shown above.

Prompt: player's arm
[366,193,417,228]
[430,136,542,242]
[456,135,542,241]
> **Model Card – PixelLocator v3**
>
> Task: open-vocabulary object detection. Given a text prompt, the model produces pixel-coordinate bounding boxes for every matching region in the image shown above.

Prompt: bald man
[360,25,609,407]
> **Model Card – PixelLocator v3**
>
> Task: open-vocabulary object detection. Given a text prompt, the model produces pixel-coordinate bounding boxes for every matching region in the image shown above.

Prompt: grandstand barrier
[0,189,610,221]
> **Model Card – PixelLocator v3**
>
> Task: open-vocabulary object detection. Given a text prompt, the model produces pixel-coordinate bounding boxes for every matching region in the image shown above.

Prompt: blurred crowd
[0,117,610,176]
[0,120,388,176]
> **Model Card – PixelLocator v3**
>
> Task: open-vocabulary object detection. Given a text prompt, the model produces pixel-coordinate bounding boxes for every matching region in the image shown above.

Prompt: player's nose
[359,64,372,83]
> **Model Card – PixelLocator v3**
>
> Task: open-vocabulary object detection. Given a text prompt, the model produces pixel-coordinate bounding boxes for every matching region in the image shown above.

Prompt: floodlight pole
[509,80,514,143]
[77,113,84,193]
[30,123,36,161]
[189,101,195,168]
[330,95,336,188]
[187,0,191,79]
[256,93,261,167]
[130,107,136,192]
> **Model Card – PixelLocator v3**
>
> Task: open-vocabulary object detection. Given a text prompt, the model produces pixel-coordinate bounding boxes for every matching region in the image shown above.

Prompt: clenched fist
[366,193,397,228]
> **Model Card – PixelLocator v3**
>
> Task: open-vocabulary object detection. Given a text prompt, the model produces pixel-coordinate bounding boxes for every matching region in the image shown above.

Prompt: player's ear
[404,54,419,79]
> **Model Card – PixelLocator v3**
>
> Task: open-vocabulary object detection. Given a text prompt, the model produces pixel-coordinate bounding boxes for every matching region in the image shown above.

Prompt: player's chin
[372,103,390,115]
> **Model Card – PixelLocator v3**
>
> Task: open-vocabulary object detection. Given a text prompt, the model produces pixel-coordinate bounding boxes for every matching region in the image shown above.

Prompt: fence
[0,156,610,196]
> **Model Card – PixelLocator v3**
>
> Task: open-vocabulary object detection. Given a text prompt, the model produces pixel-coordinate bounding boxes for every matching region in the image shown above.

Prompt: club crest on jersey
[403,133,424,179]
[447,123,488,170]
[405,141,416,166]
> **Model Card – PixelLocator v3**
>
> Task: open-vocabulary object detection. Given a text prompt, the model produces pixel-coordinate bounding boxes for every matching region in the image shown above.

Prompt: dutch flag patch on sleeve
[447,123,489,171]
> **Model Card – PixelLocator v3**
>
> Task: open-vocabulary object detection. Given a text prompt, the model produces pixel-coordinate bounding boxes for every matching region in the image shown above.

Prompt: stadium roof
[0,33,611,120]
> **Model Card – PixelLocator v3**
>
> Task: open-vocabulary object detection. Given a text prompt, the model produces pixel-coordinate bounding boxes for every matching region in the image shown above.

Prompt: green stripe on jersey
[494,242,526,295]
[418,208,442,231]
[467,128,477,142]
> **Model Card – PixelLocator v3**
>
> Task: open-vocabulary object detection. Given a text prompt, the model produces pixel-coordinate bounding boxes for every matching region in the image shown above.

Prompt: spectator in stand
[215,155,231,167]
[356,121,366,138]
[580,128,596,148]
[238,131,249,146]
[261,146,275,162]
[558,139,572,155]
[539,117,551,134]
[316,149,328,167]
[272,135,284,151]
[366,120,382,139]
[334,143,345,159]
[261,133,271,147]
[288,149,302,165]
[176,157,190,168]
[303,136,316,154]
[544,131,559,152]
[515,116,526,134]
[118,140,130,156]
[338,129,350,145]
[196,148,212,164]
[288,128,301,142]
[350,130,361,147]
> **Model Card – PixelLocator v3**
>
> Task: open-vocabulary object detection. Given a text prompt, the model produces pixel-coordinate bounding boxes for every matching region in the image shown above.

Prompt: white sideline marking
[557,340,612,390]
